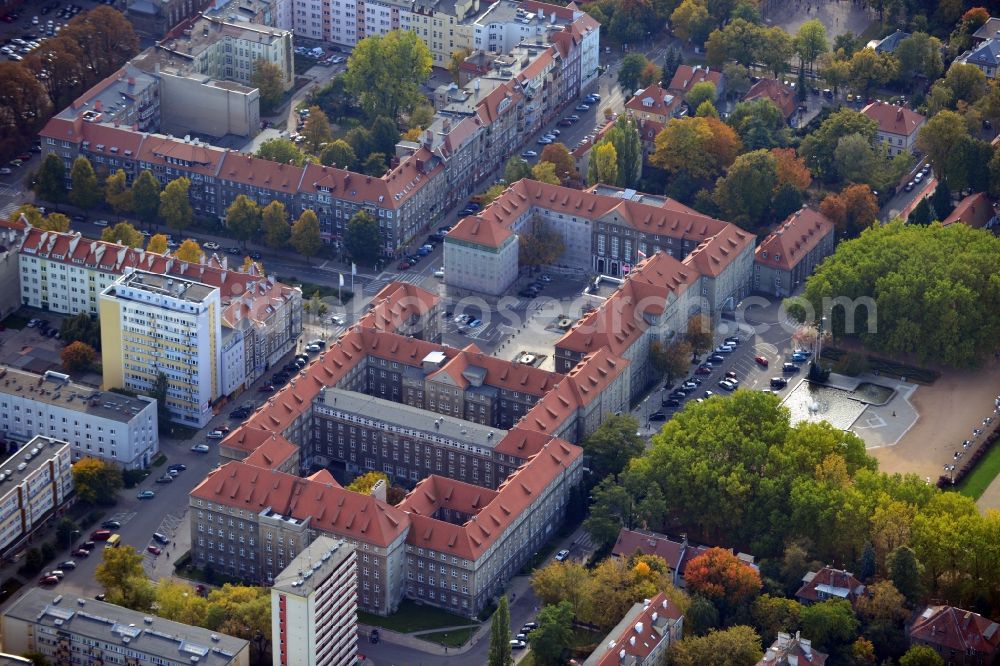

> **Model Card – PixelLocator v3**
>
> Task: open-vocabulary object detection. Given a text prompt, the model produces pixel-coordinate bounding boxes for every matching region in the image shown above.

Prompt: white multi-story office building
[271,536,359,666]
[0,367,158,470]
[0,436,73,558]
[100,271,223,428]
[2,589,250,666]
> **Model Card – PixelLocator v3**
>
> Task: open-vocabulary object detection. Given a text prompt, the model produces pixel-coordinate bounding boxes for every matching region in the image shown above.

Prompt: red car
[754,355,769,367]
[38,575,59,586]
[694,366,712,375]
[397,261,411,270]
[147,545,161,556]
[15,153,30,161]
[72,548,91,558]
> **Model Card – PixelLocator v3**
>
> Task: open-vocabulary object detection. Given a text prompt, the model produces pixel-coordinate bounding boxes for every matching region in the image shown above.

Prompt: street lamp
[816,316,826,361]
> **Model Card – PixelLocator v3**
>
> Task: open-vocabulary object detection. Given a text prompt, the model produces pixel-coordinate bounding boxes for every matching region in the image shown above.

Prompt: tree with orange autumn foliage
[819,183,878,237]
[683,547,762,613]
[771,148,812,191]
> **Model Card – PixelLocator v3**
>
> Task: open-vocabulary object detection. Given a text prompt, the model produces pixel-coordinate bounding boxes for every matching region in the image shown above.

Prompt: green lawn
[418,626,478,647]
[358,600,474,633]
[955,443,1000,499]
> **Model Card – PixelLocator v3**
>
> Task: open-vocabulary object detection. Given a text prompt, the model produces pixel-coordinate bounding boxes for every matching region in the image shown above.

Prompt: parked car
[72,547,91,558]
[153,533,170,545]
[91,530,112,541]
[59,560,77,570]
[206,430,226,439]
[791,352,809,363]
[521,150,537,158]
[147,545,162,556]
[782,362,799,373]
[433,268,445,278]
[510,640,527,650]
[754,355,769,367]
[695,366,712,375]
[714,345,734,354]
[93,219,109,227]
[191,444,210,453]
[770,377,788,388]
[155,474,173,484]
[575,103,590,111]
[725,371,738,380]
[137,490,155,499]
[554,549,570,561]
[38,575,59,586]
[203,241,220,250]
[649,411,667,422]
[101,520,121,529]
[662,398,682,407]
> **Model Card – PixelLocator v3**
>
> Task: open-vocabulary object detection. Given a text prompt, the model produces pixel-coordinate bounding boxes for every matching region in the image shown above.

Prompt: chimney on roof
[128,77,135,87]
[897,108,904,121]
[94,100,103,112]
[424,130,433,149]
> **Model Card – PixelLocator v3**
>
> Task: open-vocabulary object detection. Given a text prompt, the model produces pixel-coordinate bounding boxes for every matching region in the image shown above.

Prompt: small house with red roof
[753,207,836,297]
[795,566,866,607]
[908,605,1000,665]
[743,78,797,121]
[667,64,725,101]
[625,83,683,123]
[861,101,926,156]
[942,192,998,229]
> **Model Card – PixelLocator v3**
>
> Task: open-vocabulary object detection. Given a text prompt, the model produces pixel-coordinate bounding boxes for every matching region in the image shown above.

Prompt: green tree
[530,561,591,613]
[761,27,795,79]
[800,221,1000,366]
[68,156,100,210]
[894,32,943,82]
[887,545,923,604]
[686,595,721,636]
[706,19,765,68]
[713,149,777,229]
[155,580,209,627]
[727,98,789,149]
[59,313,101,350]
[671,0,713,46]
[319,139,357,169]
[204,585,271,641]
[61,340,98,372]
[751,595,803,646]
[131,170,161,224]
[104,168,132,215]
[448,47,471,84]
[503,156,533,183]
[695,101,719,118]
[488,595,513,666]
[95,546,155,610]
[251,59,285,114]
[916,110,969,185]
[261,200,290,249]
[588,141,619,186]
[799,599,859,654]
[361,152,387,176]
[652,116,740,182]
[529,601,574,666]
[531,161,561,185]
[517,220,564,269]
[290,209,322,260]
[907,197,932,226]
[583,414,644,480]
[38,212,71,232]
[607,113,646,183]
[101,221,143,248]
[618,53,649,93]
[72,457,123,505]
[686,81,717,110]
[371,115,401,156]
[343,30,432,121]
[343,210,380,265]
[302,106,333,152]
[149,370,171,427]
[344,127,375,158]
[584,476,637,547]
[795,19,828,71]
[225,194,262,246]
[848,48,899,96]
[56,517,79,549]
[668,626,763,666]
[944,62,987,106]
[899,645,945,666]
[159,177,193,231]
[818,53,851,94]
[539,143,577,184]
[798,108,877,181]
[686,313,713,355]
[256,138,307,166]
[34,153,67,204]
[481,184,506,206]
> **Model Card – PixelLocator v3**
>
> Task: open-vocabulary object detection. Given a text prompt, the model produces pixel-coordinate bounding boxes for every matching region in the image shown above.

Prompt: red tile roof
[744,79,796,119]
[861,101,926,137]
[611,529,686,570]
[396,475,499,517]
[219,152,303,196]
[191,461,409,546]
[909,606,1000,658]
[667,65,723,96]
[942,192,996,228]
[754,207,835,271]
[241,434,299,471]
[795,567,865,605]
[357,282,440,332]
[625,84,681,120]
[589,593,682,666]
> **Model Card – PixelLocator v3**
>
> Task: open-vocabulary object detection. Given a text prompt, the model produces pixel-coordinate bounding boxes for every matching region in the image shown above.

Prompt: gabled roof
[973,17,1000,41]
[667,65,723,96]
[396,475,499,517]
[744,79,796,119]
[872,29,910,53]
[909,606,1000,657]
[218,152,303,195]
[755,207,835,271]
[241,434,299,471]
[191,461,409,547]
[583,593,682,666]
[404,439,582,559]
[624,83,680,118]
[962,38,1000,68]
[357,282,439,332]
[795,567,865,605]
[861,101,926,137]
[612,529,686,571]
[941,192,996,228]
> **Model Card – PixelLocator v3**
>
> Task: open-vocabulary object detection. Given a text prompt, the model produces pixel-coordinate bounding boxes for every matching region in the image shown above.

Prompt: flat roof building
[2,588,250,666]
[0,436,73,560]
[100,270,223,428]
[0,366,158,470]
[271,536,358,666]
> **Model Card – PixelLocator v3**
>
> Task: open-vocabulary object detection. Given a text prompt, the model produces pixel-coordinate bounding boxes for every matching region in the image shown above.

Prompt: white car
[714,345,734,353]
[191,443,211,453]
[554,549,570,561]
[510,640,526,650]
[206,430,225,439]
[304,343,323,353]
[433,268,445,278]
[203,241,220,250]
[93,219,109,227]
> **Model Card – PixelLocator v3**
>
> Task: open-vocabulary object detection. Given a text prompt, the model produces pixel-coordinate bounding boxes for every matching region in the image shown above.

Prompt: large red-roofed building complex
[908,605,1000,665]
[752,207,836,297]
